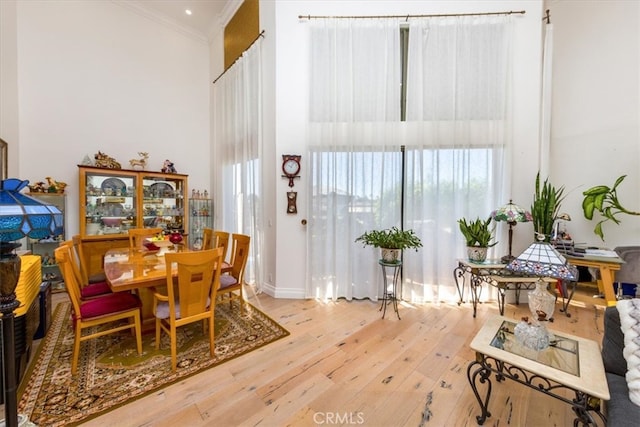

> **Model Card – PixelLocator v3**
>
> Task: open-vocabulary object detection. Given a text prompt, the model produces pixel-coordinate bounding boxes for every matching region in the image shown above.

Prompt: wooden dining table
[104,247,231,328]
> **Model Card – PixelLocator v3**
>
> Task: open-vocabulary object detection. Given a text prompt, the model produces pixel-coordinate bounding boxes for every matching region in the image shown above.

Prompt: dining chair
[61,240,112,299]
[152,247,224,372]
[218,233,250,309]
[202,228,215,250]
[128,227,163,250]
[54,245,143,375]
[212,230,230,261]
[72,234,107,283]
[202,229,230,260]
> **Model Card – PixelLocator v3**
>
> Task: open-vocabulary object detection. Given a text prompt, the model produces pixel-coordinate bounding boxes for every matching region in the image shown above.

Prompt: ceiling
[123,0,236,41]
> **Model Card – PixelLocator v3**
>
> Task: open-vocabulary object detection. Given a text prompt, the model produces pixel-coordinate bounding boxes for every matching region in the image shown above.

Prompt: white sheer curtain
[403,16,514,302]
[306,16,514,303]
[212,39,264,292]
[306,18,403,301]
[539,21,553,177]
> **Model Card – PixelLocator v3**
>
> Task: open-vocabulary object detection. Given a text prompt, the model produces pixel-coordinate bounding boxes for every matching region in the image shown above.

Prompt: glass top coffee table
[467,315,609,426]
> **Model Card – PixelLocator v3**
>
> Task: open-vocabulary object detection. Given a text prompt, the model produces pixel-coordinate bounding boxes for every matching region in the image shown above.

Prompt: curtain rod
[213,30,265,85]
[298,10,525,20]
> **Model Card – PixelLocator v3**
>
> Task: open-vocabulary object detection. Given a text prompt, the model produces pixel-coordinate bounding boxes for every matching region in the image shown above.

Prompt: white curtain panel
[403,15,513,303]
[539,22,553,177]
[212,39,264,292]
[306,16,514,303]
[306,18,403,301]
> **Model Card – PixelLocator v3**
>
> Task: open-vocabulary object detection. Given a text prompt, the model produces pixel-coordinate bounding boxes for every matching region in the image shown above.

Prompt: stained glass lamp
[0,178,63,427]
[505,233,578,350]
[491,200,532,263]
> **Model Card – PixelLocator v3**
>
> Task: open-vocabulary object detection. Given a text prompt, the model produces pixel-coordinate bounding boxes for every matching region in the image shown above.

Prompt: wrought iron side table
[453,259,576,318]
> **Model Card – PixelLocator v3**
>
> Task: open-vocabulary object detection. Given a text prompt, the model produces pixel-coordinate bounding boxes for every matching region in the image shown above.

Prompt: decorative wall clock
[282,154,301,187]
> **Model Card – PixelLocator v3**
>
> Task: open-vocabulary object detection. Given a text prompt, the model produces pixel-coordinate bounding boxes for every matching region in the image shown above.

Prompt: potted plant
[582,174,640,241]
[531,172,565,242]
[457,216,497,262]
[355,226,422,263]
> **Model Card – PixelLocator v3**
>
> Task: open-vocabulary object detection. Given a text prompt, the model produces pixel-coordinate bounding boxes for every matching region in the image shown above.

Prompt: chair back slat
[128,227,163,249]
[229,233,250,284]
[164,248,224,319]
[54,245,84,318]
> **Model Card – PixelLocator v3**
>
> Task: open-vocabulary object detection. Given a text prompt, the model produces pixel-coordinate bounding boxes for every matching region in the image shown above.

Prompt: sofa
[602,306,640,426]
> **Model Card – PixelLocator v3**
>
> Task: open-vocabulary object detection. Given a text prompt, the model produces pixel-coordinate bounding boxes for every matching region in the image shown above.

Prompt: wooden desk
[104,248,231,327]
[565,254,623,307]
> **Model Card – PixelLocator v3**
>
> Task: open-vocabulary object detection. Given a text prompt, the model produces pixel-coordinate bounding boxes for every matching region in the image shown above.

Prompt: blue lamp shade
[0,178,63,242]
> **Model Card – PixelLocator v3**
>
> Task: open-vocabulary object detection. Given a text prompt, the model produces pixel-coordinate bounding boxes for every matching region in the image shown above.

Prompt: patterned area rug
[18,300,289,426]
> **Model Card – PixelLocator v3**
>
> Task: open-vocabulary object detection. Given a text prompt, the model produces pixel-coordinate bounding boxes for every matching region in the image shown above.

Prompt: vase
[381,248,401,263]
[467,246,488,263]
[528,279,556,323]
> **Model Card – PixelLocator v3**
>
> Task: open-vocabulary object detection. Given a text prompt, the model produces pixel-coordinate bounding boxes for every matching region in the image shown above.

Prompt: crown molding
[206,0,243,44]
[111,0,209,44]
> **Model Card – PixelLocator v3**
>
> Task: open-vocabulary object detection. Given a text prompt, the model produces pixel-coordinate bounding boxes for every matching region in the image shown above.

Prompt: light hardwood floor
[24,286,609,426]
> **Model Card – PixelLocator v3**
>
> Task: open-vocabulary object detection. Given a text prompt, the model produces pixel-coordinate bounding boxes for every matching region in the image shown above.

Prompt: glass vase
[528,279,555,323]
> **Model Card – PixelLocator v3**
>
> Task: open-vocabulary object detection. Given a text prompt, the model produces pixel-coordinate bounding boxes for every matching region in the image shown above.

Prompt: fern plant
[355,227,422,251]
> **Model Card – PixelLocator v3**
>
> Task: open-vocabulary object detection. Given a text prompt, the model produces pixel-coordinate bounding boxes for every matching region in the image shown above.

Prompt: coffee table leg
[571,391,607,426]
[467,356,493,425]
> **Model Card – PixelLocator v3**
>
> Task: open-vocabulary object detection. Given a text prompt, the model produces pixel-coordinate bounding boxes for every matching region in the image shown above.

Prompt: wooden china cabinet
[77,165,188,276]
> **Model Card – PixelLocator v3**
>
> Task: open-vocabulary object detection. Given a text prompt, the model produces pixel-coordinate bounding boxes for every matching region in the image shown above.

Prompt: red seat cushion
[80,281,112,299]
[76,293,141,321]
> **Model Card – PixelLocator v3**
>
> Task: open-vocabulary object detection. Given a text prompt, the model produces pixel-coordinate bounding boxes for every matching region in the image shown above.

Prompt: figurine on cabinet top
[28,177,67,193]
[128,152,149,170]
[94,151,122,169]
[45,177,67,193]
[161,159,177,174]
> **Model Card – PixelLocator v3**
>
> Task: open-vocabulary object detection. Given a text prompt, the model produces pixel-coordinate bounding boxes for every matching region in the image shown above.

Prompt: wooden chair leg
[155,318,161,350]
[73,326,82,375]
[134,313,142,355]
[170,326,177,372]
[208,316,215,357]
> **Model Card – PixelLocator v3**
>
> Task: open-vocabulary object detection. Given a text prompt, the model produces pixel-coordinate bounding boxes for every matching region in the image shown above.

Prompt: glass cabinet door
[79,166,188,238]
[141,173,187,233]
[81,169,138,236]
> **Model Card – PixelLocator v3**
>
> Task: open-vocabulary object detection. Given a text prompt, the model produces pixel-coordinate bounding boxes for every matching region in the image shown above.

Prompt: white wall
[11,0,211,237]
[548,0,640,248]
[267,1,545,298]
[0,0,19,177]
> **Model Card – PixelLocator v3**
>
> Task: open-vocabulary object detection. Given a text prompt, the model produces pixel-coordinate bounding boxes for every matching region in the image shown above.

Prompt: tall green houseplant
[531,172,565,242]
[457,217,497,248]
[582,174,640,240]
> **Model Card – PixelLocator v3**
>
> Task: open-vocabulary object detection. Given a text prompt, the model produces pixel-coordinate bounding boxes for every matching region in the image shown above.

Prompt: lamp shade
[491,200,532,224]
[505,235,578,281]
[0,178,63,242]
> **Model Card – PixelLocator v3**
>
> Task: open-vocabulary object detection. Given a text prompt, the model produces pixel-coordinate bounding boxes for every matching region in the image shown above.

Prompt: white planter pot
[467,246,488,262]
[381,248,401,263]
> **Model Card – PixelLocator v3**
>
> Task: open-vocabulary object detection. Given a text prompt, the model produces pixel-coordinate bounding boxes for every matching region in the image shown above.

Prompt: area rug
[18,300,289,426]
